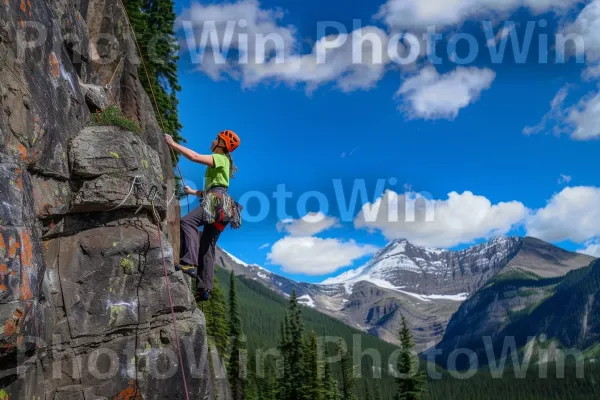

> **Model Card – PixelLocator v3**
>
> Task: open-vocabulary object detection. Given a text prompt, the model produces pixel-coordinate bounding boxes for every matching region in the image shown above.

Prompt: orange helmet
[217,129,240,152]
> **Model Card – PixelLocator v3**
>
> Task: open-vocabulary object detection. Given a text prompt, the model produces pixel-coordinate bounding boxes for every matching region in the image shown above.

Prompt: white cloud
[376,0,580,31]
[558,174,572,184]
[177,1,296,78]
[341,147,359,158]
[267,236,378,275]
[487,24,515,47]
[579,238,600,257]
[566,91,600,140]
[560,0,600,68]
[277,212,340,236]
[526,186,600,243]
[524,1,600,141]
[258,243,270,250]
[244,26,392,92]
[523,85,571,136]
[177,1,394,92]
[524,85,600,140]
[354,190,528,248]
[396,66,496,120]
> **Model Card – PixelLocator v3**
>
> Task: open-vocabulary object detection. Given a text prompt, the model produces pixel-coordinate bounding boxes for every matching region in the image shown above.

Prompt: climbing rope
[153,199,191,399]
[106,175,142,212]
[103,53,125,107]
[114,0,192,398]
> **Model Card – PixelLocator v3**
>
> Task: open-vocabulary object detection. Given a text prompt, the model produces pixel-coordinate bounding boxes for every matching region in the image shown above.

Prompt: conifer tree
[227,271,246,400]
[339,338,357,400]
[287,290,305,400]
[123,0,183,147]
[373,387,381,400]
[204,275,229,358]
[303,331,323,400]
[322,345,341,400]
[365,381,373,400]
[277,312,291,400]
[394,314,426,400]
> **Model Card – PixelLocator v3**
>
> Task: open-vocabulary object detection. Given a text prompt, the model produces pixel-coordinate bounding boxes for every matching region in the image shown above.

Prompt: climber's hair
[224,150,238,179]
[217,137,238,178]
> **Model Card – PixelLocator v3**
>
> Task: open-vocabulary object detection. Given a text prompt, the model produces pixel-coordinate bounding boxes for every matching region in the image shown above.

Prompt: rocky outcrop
[1,0,223,398]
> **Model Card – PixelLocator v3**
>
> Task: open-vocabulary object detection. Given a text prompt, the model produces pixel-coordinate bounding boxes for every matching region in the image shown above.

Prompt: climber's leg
[195,222,228,301]
[179,205,206,275]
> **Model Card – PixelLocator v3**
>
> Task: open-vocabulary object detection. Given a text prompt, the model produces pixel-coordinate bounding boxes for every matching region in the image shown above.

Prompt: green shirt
[204,153,230,191]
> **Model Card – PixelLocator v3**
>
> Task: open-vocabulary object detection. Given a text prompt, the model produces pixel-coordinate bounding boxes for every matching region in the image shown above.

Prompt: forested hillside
[208,266,600,399]
[210,266,403,399]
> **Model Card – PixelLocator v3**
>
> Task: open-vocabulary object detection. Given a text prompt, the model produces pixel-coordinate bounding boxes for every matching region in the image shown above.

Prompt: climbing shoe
[195,289,211,302]
[175,264,197,279]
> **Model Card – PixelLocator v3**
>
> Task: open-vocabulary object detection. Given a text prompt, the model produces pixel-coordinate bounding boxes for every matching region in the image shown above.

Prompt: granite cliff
[0,0,228,398]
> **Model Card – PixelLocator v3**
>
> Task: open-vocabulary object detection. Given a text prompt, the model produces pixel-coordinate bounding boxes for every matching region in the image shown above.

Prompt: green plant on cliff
[124,0,184,154]
[91,105,142,133]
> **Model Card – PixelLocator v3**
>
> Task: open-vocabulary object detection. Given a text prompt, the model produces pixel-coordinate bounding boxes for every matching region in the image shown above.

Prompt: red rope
[113,1,193,397]
[156,216,191,400]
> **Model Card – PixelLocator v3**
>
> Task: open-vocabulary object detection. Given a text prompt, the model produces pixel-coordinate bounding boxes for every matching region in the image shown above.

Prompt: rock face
[1,0,223,398]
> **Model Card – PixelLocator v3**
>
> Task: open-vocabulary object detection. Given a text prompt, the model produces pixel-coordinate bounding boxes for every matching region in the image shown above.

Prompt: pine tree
[364,381,373,400]
[124,0,183,148]
[227,271,246,400]
[393,314,426,400]
[339,338,357,400]
[303,332,322,400]
[245,352,259,400]
[373,387,381,400]
[287,290,306,400]
[322,344,341,400]
[204,275,229,358]
[277,312,292,400]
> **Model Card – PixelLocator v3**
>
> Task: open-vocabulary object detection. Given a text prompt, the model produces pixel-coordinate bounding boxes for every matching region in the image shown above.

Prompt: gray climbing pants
[180,206,227,291]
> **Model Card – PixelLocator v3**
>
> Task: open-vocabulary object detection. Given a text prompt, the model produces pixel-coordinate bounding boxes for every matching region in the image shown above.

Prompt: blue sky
[171,0,600,283]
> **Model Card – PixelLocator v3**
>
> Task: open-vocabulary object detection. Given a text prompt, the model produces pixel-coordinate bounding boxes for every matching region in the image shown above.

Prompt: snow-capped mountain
[322,236,523,296]
[217,236,595,350]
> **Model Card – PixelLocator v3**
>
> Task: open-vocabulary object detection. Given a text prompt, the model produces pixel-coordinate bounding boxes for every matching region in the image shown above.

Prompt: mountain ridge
[217,236,595,349]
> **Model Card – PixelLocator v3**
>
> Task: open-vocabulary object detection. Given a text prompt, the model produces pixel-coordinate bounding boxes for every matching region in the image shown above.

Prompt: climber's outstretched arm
[164,135,215,167]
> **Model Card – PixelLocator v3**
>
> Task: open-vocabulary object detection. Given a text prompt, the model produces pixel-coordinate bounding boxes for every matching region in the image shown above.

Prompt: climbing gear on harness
[198,187,242,230]
[218,129,240,152]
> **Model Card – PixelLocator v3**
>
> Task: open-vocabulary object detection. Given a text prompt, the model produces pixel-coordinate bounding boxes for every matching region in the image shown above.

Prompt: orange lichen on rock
[20,272,32,300]
[0,235,6,258]
[18,143,27,161]
[49,52,60,78]
[20,232,33,267]
[7,237,19,259]
[19,0,25,12]
[19,233,33,300]
[0,264,7,292]
[113,381,143,400]
[2,319,16,336]
[3,309,23,337]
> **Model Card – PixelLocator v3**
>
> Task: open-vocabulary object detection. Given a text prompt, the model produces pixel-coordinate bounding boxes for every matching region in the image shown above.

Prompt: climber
[164,130,242,301]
